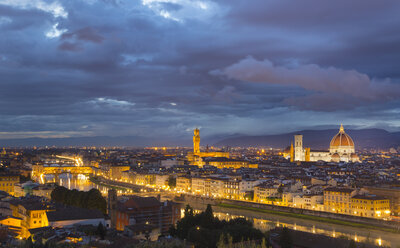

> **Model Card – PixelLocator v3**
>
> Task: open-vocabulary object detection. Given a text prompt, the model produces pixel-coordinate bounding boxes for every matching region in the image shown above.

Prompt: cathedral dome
[330,124,354,148]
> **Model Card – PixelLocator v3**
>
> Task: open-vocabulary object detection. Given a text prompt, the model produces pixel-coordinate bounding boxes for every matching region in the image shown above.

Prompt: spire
[339,124,344,133]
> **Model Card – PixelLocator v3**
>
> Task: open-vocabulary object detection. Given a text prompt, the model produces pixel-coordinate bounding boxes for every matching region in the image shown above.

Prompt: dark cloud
[58,41,83,51]
[61,27,104,43]
[0,0,399,139]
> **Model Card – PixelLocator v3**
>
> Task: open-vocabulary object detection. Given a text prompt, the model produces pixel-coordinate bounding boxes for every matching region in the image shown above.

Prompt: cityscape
[0,0,400,248]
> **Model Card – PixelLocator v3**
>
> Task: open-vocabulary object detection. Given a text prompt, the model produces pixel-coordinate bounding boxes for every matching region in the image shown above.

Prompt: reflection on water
[45,173,394,247]
[183,207,394,247]
[57,173,95,192]
[53,173,133,195]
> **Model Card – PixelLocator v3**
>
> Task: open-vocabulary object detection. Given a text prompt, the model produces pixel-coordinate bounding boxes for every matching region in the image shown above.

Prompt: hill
[215,128,400,149]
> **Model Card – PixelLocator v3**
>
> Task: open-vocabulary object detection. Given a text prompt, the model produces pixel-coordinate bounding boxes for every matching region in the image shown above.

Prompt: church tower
[193,128,200,154]
[107,189,117,228]
[294,134,304,161]
[290,142,294,162]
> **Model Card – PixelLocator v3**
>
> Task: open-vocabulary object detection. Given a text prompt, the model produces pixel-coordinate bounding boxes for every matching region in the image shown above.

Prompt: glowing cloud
[0,0,68,18]
[45,23,67,39]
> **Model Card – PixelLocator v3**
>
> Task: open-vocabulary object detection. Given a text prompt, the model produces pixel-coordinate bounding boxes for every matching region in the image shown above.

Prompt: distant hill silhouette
[215,128,400,149]
[0,128,399,149]
[0,136,178,147]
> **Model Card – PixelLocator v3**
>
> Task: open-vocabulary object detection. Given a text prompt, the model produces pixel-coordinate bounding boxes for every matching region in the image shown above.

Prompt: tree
[279,227,292,248]
[50,187,106,214]
[168,176,176,189]
[200,204,214,228]
[171,204,265,248]
[348,240,357,248]
[96,222,106,240]
[217,233,226,248]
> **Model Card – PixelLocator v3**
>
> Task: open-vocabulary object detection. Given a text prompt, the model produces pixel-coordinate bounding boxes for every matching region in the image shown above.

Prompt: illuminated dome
[330,124,354,148]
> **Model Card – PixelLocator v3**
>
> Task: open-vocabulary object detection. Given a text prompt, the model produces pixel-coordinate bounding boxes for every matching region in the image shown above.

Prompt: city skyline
[0,0,400,140]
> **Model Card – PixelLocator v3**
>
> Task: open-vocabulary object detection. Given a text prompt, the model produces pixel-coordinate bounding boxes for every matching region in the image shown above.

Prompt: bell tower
[193,128,200,154]
[294,134,304,161]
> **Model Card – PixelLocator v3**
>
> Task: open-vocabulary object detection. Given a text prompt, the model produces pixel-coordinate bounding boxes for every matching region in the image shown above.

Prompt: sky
[0,0,400,140]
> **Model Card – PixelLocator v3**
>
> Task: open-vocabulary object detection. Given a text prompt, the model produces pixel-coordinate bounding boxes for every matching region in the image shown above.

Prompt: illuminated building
[222,179,241,200]
[254,183,280,203]
[292,194,324,210]
[289,125,360,163]
[187,128,230,167]
[135,172,156,186]
[323,187,356,214]
[364,186,400,215]
[0,173,19,196]
[109,165,130,181]
[187,128,257,168]
[204,157,258,169]
[0,216,22,237]
[350,195,390,218]
[155,174,169,188]
[176,176,191,192]
[9,198,51,238]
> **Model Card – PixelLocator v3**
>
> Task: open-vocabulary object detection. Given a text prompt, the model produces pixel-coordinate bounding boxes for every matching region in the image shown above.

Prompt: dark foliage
[50,186,106,213]
[168,176,176,189]
[97,222,107,239]
[279,227,292,248]
[170,204,264,248]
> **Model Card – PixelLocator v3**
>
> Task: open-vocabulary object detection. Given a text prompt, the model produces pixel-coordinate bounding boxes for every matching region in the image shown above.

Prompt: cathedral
[288,125,360,163]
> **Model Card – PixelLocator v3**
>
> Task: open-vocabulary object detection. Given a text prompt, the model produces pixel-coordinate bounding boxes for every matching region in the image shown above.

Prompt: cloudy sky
[0,0,399,140]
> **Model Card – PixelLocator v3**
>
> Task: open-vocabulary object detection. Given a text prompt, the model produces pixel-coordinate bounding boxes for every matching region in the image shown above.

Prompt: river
[53,173,398,247]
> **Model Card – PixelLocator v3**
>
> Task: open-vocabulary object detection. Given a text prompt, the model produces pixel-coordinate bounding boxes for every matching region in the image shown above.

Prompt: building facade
[290,125,360,163]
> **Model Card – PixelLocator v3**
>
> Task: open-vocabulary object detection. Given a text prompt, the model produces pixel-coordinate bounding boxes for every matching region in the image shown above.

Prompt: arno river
[55,173,399,247]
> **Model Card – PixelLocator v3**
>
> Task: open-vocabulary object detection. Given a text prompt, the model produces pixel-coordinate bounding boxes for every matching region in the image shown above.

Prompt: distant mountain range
[0,128,399,149]
[215,128,400,149]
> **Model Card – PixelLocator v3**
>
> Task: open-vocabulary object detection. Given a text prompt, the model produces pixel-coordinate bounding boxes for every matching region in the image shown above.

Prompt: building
[0,216,22,237]
[9,197,52,238]
[350,195,390,219]
[187,129,230,167]
[254,183,280,203]
[204,157,258,169]
[323,187,356,214]
[155,174,169,189]
[293,194,324,210]
[135,172,156,186]
[363,186,400,215]
[46,207,105,228]
[222,179,241,200]
[0,173,19,196]
[109,165,131,181]
[123,224,160,241]
[111,195,180,234]
[289,125,360,163]
[176,176,191,193]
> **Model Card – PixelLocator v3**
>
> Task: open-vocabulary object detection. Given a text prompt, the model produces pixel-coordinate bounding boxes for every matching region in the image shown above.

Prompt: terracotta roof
[324,187,355,193]
[47,207,104,222]
[330,125,354,147]
[351,194,387,200]
[118,196,161,211]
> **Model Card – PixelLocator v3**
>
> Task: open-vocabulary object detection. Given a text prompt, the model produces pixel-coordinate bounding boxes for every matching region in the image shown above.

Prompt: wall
[50,218,105,228]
